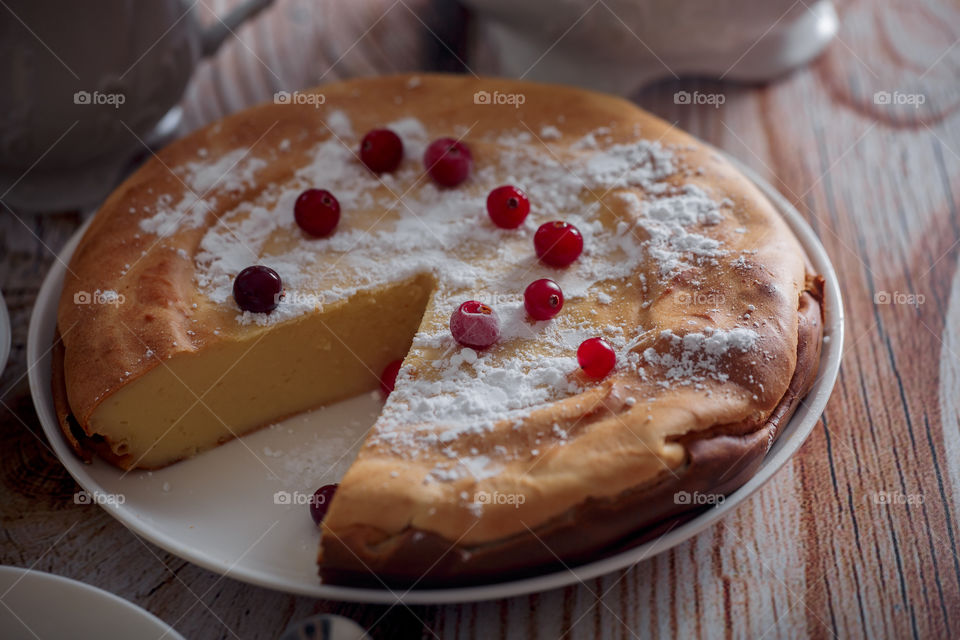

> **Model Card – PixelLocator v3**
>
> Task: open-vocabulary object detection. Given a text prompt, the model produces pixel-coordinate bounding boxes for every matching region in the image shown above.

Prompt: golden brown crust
[51,335,87,461]
[52,335,136,468]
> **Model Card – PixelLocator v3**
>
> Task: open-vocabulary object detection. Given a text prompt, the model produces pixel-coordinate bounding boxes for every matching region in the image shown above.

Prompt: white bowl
[0,566,184,640]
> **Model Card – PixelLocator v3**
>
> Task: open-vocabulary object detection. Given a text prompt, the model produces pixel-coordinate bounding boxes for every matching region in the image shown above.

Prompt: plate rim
[27,157,844,604]
[0,565,185,639]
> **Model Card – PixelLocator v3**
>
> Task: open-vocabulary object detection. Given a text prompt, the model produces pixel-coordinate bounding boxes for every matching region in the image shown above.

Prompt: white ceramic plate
[0,565,184,639]
[27,161,843,604]
[0,289,10,376]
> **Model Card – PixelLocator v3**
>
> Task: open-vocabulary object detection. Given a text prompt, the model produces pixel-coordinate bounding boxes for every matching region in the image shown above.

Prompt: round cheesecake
[52,74,823,586]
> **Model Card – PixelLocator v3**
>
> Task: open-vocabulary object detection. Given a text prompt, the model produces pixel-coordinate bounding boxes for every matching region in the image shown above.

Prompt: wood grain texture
[2,0,960,637]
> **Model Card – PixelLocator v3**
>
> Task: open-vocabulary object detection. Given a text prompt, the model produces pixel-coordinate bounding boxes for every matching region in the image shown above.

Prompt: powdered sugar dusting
[617,186,726,277]
[643,327,760,385]
[371,299,588,436]
[135,107,768,479]
[139,150,268,238]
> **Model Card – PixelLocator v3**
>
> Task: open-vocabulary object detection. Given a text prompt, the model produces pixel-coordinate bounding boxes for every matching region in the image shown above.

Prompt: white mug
[0,0,272,213]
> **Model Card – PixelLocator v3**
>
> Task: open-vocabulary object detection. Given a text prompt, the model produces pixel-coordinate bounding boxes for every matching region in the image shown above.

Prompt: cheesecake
[53,74,823,586]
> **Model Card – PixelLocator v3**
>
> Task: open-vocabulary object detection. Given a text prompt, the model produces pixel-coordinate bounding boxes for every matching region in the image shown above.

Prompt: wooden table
[3,0,960,637]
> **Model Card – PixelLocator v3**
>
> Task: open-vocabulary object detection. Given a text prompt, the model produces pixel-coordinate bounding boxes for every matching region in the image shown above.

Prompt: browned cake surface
[53,74,823,585]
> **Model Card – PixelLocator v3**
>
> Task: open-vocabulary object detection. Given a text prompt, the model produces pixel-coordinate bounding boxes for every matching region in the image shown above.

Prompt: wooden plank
[2,0,959,638]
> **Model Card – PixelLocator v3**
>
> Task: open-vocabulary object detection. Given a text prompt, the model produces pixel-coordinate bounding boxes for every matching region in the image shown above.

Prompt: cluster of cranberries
[484,185,584,267]
[288,127,617,524]
[448,176,612,379]
[234,128,615,464]
[233,127,408,314]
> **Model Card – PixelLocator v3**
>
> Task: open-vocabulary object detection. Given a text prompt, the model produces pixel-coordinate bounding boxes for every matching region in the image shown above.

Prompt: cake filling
[89,275,433,469]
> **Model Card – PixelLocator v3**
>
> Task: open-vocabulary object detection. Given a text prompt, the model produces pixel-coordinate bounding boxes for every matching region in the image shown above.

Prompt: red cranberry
[380,359,402,396]
[294,189,340,237]
[423,138,472,187]
[524,279,564,321]
[487,185,530,229]
[360,128,404,173]
[577,337,616,378]
[309,484,338,525]
[534,221,583,267]
[233,266,283,314]
[450,301,500,349]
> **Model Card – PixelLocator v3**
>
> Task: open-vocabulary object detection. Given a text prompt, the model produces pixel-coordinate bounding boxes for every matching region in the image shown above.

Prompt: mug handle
[200,0,275,57]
